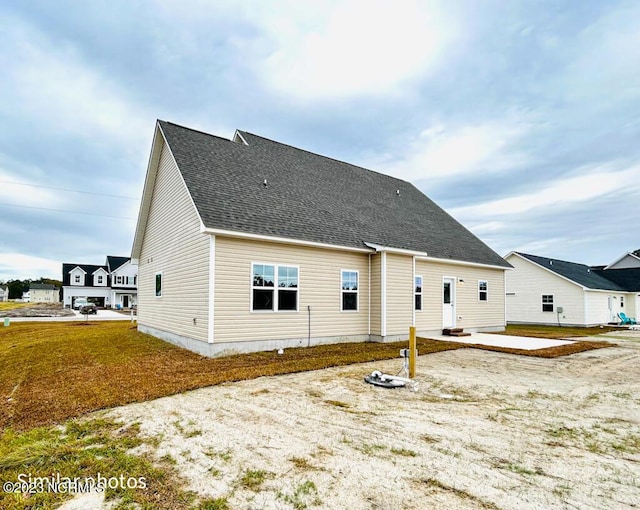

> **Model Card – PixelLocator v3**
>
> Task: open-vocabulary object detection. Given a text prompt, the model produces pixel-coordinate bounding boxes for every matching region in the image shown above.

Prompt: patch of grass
[500,324,621,339]
[0,302,31,311]
[289,456,321,471]
[197,497,230,510]
[278,480,320,509]
[236,469,272,491]
[390,447,418,457]
[323,399,351,409]
[205,448,232,462]
[0,418,195,509]
[420,433,440,443]
[355,443,387,456]
[421,478,499,509]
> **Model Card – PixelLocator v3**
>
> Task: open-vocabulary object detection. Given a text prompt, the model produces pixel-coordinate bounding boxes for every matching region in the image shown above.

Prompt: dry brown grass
[499,324,621,339]
[0,322,613,431]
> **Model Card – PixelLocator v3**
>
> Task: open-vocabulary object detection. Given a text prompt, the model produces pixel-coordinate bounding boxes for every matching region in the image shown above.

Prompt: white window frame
[542,294,553,312]
[340,269,359,312]
[415,275,423,311]
[74,274,81,284]
[250,262,299,313]
[155,272,163,298]
[97,275,103,284]
[478,280,488,302]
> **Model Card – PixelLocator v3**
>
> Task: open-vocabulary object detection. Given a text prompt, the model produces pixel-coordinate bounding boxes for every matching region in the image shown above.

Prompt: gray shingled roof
[158,121,510,268]
[61,264,109,287]
[593,268,640,292]
[106,256,130,272]
[516,253,628,291]
[29,283,58,291]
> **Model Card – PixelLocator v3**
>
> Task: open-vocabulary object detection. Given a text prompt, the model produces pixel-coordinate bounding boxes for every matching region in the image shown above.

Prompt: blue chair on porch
[618,312,637,325]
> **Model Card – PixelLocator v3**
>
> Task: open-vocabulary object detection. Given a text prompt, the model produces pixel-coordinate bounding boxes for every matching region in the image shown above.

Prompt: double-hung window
[415,276,423,311]
[341,270,358,311]
[478,280,488,301]
[542,294,553,312]
[252,263,298,311]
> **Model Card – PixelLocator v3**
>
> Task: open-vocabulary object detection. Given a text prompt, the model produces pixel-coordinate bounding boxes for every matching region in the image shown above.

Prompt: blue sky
[1,0,639,281]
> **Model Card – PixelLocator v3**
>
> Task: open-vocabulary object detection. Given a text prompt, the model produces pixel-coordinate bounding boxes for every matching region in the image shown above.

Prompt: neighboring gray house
[505,251,640,326]
[0,285,8,302]
[132,120,512,357]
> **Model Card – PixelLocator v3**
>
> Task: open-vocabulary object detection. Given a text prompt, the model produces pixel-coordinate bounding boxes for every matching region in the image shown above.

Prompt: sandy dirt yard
[101,331,639,510]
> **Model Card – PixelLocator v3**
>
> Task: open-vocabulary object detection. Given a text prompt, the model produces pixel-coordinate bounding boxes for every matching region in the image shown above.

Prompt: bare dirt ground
[0,303,74,318]
[102,330,640,510]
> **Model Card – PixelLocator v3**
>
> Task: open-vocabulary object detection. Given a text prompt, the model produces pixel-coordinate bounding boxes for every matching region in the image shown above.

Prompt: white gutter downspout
[381,251,387,338]
[412,256,416,327]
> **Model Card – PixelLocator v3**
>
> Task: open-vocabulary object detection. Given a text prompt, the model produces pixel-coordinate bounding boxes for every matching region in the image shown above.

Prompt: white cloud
[0,165,62,209]
[0,253,61,281]
[450,163,640,219]
[0,16,150,146]
[365,118,531,181]
[259,0,458,99]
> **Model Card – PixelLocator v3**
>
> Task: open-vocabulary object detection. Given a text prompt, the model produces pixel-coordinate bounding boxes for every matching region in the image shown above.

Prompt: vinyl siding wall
[415,259,506,332]
[138,141,210,342]
[385,253,414,335]
[370,253,381,335]
[214,237,370,343]
[585,290,636,325]
[505,255,585,325]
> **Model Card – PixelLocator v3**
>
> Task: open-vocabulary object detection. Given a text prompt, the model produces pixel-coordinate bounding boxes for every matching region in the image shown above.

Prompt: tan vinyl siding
[214,237,369,342]
[138,141,210,342]
[385,253,413,335]
[505,254,584,325]
[370,253,381,335]
[416,259,506,331]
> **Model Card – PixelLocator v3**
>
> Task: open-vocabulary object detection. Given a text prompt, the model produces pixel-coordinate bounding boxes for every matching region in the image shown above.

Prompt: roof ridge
[159,120,234,144]
[239,130,411,185]
[517,252,590,266]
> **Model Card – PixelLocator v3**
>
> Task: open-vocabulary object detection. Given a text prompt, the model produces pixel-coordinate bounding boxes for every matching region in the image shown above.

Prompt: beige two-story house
[132,120,512,357]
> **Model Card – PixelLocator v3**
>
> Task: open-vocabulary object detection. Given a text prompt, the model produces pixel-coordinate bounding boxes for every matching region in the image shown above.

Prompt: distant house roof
[513,252,639,292]
[147,121,510,268]
[106,256,131,272]
[29,283,58,291]
[62,264,110,287]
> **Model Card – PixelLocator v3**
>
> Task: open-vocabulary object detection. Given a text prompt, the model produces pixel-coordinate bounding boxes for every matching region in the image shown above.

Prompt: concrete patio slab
[430,332,574,350]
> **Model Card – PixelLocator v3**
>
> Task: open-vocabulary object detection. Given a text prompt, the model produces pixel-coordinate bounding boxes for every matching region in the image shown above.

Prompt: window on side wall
[542,294,553,312]
[341,270,358,311]
[478,280,488,301]
[251,263,298,311]
[155,272,162,297]
[415,275,423,311]
[621,296,624,308]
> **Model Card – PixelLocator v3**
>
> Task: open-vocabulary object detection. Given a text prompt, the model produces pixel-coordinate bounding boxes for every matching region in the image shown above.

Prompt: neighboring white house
[0,285,8,302]
[29,283,60,303]
[505,251,640,326]
[21,291,30,302]
[62,256,137,309]
[131,120,512,357]
[107,256,138,309]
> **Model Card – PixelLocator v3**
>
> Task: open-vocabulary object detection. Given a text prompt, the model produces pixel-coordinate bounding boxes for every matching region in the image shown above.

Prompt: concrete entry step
[442,328,471,337]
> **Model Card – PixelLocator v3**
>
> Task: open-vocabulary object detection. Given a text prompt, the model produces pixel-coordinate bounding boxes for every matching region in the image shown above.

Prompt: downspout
[307,305,311,347]
[368,254,371,337]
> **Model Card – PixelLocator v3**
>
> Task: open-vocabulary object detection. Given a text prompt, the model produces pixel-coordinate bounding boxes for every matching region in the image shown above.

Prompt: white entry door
[443,277,455,328]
